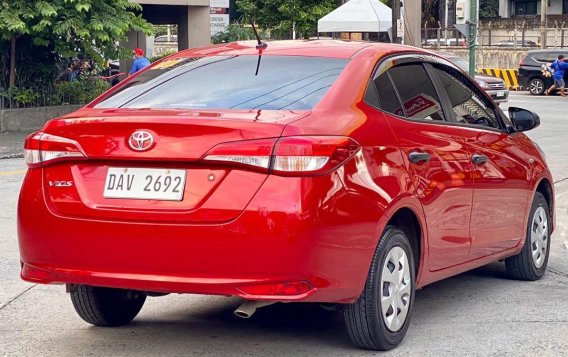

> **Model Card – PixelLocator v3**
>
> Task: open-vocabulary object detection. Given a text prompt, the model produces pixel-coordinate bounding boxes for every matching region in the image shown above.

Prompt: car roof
[174,40,421,59]
[527,49,568,54]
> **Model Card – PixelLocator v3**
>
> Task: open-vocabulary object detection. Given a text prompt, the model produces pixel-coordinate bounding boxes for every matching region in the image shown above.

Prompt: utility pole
[391,0,400,43]
[540,0,547,48]
[468,0,477,77]
[444,0,449,39]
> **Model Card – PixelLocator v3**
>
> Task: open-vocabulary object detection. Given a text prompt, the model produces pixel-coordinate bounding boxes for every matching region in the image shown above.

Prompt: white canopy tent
[317,0,393,33]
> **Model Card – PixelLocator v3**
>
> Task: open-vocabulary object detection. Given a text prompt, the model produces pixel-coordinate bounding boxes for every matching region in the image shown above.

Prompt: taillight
[203,136,360,176]
[24,131,86,168]
[272,136,360,176]
[519,59,525,67]
[203,138,277,170]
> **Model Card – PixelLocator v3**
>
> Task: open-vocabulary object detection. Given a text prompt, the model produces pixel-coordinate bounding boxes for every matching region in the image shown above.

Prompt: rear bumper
[18,168,379,303]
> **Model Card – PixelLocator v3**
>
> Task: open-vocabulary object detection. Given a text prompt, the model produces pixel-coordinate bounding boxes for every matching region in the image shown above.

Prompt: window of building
[514,0,537,16]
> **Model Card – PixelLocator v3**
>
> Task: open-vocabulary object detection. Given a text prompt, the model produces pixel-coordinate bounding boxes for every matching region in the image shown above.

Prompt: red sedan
[18,41,554,351]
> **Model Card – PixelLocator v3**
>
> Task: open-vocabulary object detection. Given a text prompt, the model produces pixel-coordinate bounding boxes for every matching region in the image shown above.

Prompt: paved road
[1,93,567,356]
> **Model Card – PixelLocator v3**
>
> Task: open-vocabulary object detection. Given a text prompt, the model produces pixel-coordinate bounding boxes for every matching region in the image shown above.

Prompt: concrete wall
[443,48,527,68]
[0,105,81,133]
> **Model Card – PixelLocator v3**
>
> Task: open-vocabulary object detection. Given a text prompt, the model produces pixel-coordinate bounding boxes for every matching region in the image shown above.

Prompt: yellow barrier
[479,68,520,90]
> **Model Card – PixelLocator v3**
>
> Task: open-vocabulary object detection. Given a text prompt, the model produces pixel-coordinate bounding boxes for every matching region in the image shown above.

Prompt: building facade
[498,0,568,18]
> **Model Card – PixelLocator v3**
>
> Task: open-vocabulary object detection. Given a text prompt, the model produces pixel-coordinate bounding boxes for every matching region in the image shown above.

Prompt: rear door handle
[408,151,431,164]
[472,154,489,165]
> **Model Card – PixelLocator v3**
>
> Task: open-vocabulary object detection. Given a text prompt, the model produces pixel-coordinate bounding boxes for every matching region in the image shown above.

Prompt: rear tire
[506,192,550,281]
[343,226,416,351]
[528,78,545,95]
[70,285,146,327]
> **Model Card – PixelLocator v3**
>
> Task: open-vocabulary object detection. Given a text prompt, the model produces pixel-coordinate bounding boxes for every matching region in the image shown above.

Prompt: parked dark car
[494,40,538,48]
[441,52,509,103]
[518,49,568,95]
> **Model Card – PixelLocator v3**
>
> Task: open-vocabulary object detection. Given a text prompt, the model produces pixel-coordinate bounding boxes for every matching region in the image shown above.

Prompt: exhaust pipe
[234,300,275,319]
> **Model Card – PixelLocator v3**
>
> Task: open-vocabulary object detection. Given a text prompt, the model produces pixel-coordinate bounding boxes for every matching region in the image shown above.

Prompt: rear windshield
[94,55,349,110]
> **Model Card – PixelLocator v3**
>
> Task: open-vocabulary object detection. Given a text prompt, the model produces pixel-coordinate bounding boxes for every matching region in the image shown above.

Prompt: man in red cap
[129,48,151,75]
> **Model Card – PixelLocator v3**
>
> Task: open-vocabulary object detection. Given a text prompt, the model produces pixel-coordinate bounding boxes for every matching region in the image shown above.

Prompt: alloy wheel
[530,206,548,269]
[529,80,543,95]
[380,246,411,332]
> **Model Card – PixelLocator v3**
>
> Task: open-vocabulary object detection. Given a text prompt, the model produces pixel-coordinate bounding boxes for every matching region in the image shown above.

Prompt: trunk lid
[46,108,306,160]
[42,109,308,223]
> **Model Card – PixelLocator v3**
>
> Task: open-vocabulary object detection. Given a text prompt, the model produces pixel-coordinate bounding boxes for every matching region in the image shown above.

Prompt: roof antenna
[249,17,267,50]
[249,18,267,76]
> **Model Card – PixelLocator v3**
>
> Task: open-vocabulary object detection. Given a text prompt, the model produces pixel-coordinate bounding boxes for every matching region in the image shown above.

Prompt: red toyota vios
[18,41,554,350]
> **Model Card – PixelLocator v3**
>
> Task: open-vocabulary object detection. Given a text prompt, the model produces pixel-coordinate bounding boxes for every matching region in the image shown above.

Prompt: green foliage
[236,0,337,39]
[149,51,176,63]
[480,0,499,18]
[0,0,153,89]
[212,23,265,44]
[50,78,109,105]
[153,25,177,38]
[0,87,40,108]
[423,0,439,27]
[0,37,60,90]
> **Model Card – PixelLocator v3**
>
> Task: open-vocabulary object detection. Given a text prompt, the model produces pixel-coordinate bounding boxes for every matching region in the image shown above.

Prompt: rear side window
[374,72,402,114]
[546,52,568,62]
[95,55,348,110]
[383,63,446,121]
[532,53,549,62]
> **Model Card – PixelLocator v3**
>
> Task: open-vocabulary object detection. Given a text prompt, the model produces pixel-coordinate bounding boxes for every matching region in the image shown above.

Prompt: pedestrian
[109,69,121,87]
[58,63,73,82]
[545,54,568,96]
[129,48,150,76]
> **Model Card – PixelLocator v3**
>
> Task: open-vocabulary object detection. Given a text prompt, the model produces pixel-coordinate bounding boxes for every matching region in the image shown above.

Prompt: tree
[212,22,263,44]
[480,0,499,18]
[0,0,152,88]
[422,0,440,27]
[236,0,337,39]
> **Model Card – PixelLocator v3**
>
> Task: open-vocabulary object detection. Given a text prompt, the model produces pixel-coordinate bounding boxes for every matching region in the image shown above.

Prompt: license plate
[496,91,505,97]
[103,168,186,201]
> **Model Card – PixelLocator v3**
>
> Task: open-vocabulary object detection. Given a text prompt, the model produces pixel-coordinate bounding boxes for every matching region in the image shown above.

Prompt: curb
[0,154,23,160]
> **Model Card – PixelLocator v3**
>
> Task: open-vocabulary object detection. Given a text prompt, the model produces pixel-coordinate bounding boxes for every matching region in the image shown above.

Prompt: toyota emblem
[128,131,154,151]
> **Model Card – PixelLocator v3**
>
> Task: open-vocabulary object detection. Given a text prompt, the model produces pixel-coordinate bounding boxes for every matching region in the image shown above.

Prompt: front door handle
[472,154,489,165]
[408,151,431,164]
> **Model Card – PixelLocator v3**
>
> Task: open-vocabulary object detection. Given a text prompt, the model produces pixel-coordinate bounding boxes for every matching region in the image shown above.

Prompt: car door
[430,64,532,260]
[369,58,474,271]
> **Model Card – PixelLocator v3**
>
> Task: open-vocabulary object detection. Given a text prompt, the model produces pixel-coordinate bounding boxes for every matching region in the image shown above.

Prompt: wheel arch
[386,208,421,274]
[535,177,554,231]
[380,203,429,288]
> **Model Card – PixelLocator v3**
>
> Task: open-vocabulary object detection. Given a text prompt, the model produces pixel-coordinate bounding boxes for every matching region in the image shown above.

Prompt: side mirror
[509,107,540,132]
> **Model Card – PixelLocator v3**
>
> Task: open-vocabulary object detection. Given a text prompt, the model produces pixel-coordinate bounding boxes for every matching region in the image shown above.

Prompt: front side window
[94,55,348,110]
[381,63,446,121]
[433,66,500,129]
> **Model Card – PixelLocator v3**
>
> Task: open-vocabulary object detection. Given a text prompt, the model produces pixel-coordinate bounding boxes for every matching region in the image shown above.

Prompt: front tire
[343,226,416,351]
[528,78,545,95]
[506,192,551,280]
[70,285,146,327]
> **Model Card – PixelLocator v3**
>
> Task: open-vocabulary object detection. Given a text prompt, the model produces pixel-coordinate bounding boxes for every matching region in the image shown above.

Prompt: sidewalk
[0,132,30,159]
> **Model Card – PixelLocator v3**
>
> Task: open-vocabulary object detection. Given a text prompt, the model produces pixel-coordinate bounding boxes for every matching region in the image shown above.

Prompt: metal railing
[422,25,568,49]
[0,78,112,110]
